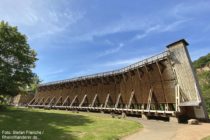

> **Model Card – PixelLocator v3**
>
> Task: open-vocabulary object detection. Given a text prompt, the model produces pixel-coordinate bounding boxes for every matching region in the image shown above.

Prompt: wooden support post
[115,93,121,108]
[147,89,153,111]
[141,104,144,113]
[104,94,110,108]
[34,98,40,105]
[54,96,62,106]
[42,97,49,105]
[127,91,135,109]
[156,61,168,108]
[165,104,169,111]
[28,97,35,105]
[48,96,55,106]
[79,94,87,107]
[70,95,78,107]
[62,96,70,106]
[37,97,44,105]
[137,68,142,81]
[175,84,180,112]
[144,64,154,111]
[122,74,127,83]
[91,94,98,107]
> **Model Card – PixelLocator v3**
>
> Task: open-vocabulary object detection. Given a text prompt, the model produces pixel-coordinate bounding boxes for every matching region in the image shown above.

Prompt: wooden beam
[42,97,49,105]
[156,61,168,105]
[32,98,39,105]
[37,97,44,105]
[32,97,39,105]
[136,68,142,81]
[147,88,153,111]
[28,97,35,105]
[70,95,78,107]
[91,94,98,107]
[54,96,62,106]
[48,96,55,106]
[115,93,121,108]
[127,90,135,109]
[175,84,180,112]
[104,94,110,108]
[62,96,70,106]
[79,94,87,107]
[122,73,127,83]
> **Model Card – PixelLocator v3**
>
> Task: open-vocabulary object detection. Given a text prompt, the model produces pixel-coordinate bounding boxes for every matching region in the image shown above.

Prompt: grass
[0,106,141,140]
[202,136,210,140]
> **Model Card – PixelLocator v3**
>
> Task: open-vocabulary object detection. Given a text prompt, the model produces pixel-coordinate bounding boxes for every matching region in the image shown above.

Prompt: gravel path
[122,118,210,140]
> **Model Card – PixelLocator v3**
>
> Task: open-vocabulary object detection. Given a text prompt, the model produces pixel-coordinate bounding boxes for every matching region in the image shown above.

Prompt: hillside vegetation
[193,53,210,113]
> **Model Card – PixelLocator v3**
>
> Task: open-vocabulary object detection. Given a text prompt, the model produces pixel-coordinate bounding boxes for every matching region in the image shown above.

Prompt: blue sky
[1,0,210,83]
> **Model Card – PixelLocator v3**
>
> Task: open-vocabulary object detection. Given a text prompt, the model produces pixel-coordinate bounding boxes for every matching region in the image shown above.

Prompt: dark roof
[166,39,189,48]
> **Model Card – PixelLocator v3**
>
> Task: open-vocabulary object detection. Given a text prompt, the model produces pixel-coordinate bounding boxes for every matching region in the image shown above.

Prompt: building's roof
[166,39,189,48]
[40,51,169,87]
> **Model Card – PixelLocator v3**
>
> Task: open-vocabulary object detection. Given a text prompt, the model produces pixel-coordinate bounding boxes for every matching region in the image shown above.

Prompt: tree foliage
[193,53,210,69]
[193,54,210,113]
[0,21,38,96]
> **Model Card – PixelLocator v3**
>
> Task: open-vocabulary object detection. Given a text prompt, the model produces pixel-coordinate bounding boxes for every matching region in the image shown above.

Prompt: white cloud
[133,25,160,40]
[98,42,125,57]
[161,18,192,32]
[102,56,149,67]
[172,1,210,19]
[44,69,65,76]
[0,0,85,41]
[131,18,191,41]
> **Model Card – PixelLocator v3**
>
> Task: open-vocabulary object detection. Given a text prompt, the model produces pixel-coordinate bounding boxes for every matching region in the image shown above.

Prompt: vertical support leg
[175,84,180,112]
[147,89,153,111]
[141,104,144,113]
[165,104,169,111]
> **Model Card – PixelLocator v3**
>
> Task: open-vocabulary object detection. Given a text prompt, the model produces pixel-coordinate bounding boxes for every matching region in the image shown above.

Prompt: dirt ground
[122,118,210,140]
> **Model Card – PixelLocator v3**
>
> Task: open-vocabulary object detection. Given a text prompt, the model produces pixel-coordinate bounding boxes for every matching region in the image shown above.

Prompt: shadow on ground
[0,107,94,140]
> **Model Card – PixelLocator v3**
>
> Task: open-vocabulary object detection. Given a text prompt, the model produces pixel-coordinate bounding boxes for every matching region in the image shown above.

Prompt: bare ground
[122,118,210,140]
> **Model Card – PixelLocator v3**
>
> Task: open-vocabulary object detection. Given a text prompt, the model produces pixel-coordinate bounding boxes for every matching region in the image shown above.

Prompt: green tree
[0,21,38,97]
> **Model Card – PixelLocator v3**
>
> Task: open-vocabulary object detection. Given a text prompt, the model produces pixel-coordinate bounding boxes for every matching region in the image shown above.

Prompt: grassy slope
[0,107,141,140]
[193,53,210,114]
[196,71,210,113]
[202,136,210,140]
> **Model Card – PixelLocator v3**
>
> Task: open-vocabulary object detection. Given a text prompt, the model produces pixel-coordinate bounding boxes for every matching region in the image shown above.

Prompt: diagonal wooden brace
[115,93,121,108]
[104,94,110,108]
[54,96,62,106]
[91,94,98,107]
[48,96,55,106]
[79,94,87,107]
[28,97,35,105]
[42,97,49,105]
[70,95,78,107]
[62,96,70,106]
[127,90,135,109]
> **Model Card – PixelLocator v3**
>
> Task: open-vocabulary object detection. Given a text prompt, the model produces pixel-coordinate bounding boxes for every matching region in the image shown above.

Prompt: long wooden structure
[28,39,209,122]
